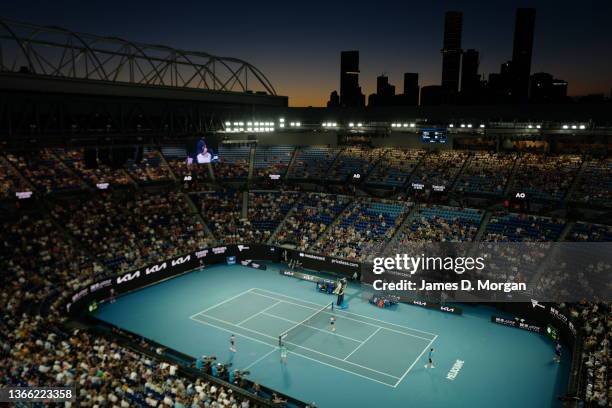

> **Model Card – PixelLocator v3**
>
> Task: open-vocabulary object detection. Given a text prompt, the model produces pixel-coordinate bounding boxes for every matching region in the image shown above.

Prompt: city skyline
[7,0,612,106]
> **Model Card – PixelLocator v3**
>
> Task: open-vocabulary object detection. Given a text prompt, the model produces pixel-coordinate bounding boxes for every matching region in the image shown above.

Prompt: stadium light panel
[536,125,541,129]
[449,124,454,128]
[349,123,354,127]
[571,125,577,129]
[579,125,586,129]
[410,123,416,127]
[480,124,485,128]
[467,124,473,128]
[279,118,285,122]
[279,124,285,128]
[296,122,301,127]
[225,122,230,126]
[460,124,466,128]
[562,125,569,129]
[357,123,362,127]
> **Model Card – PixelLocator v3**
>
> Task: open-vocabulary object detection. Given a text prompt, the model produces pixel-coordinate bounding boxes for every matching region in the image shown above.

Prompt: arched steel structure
[0,18,277,95]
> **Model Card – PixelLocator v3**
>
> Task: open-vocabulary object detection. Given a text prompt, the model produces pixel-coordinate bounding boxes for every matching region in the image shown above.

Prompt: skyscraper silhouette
[403,73,419,106]
[511,8,536,102]
[441,11,463,99]
[460,49,480,103]
[340,50,365,107]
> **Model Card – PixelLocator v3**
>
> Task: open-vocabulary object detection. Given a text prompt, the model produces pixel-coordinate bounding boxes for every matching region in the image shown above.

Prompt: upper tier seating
[54,148,132,188]
[327,147,386,182]
[510,154,582,201]
[410,150,469,189]
[571,158,611,207]
[254,146,295,178]
[214,145,251,179]
[287,146,340,179]
[6,150,82,193]
[366,149,424,187]
[125,149,174,184]
[454,152,516,195]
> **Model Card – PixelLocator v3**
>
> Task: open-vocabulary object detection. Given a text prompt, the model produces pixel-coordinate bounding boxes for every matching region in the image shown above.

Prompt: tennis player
[280,345,288,364]
[329,316,336,332]
[229,335,236,353]
[553,342,561,363]
[425,348,435,368]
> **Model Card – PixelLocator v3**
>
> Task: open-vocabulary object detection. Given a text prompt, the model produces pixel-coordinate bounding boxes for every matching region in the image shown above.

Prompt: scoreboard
[421,128,448,144]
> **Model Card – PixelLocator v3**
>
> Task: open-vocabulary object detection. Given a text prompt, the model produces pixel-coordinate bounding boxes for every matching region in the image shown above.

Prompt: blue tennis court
[94,263,570,408]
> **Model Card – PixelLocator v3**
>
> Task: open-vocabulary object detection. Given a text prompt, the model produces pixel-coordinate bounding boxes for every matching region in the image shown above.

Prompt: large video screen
[421,128,448,144]
[186,136,219,165]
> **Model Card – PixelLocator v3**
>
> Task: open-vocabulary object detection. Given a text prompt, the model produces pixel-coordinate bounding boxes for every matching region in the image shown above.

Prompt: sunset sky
[7,0,612,106]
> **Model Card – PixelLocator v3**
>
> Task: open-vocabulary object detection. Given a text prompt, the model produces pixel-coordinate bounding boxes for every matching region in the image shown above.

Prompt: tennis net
[278,301,334,348]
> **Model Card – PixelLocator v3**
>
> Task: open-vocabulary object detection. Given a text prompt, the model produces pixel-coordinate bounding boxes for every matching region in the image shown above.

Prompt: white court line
[191,312,400,380]
[189,314,396,388]
[343,327,382,361]
[189,288,255,318]
[243,347,278,370]
[252,287,438,337]
[237,301,281,326]
[261,312,363,343]
[393,334,439,388]
[250,290,433,342]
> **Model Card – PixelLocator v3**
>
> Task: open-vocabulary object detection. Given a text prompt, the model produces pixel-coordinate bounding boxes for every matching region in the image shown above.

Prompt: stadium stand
[51,191,209,272]
[53,148,133,188]
[163,145,212,192]
[214,145,251,179]
[312,199,409,261]
[327,147,386,182]
[570,157,611,207]
[191,190,245,244]
[410,150,469,189]
[273,193,352,249]
[454,151,517,195]
[246,191,299,242]
[388,205,483,245]
[0,212,262,407]
[125,149,174,184]
[510,153,582,201]
[483,212,565,242]
[0,156,31,198]
[6,150,82,193]
[366,148,424,188]
[1,144,610,407]
[254,145,295,178]
[287,146,340,180]
[567,222,612,242]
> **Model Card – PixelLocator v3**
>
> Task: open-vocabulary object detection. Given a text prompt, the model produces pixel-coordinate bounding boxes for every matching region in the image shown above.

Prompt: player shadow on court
[280,356,292,386]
